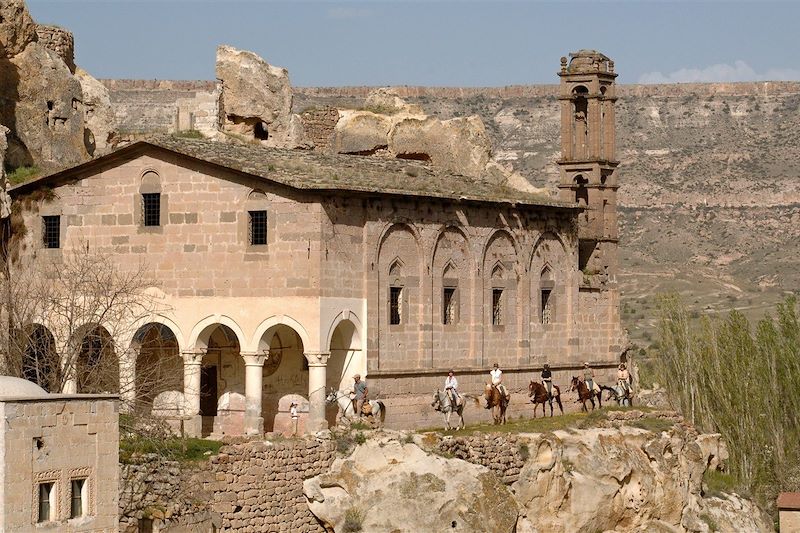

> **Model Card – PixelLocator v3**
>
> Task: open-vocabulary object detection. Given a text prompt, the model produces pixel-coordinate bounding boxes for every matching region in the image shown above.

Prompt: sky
[26,0,800,87]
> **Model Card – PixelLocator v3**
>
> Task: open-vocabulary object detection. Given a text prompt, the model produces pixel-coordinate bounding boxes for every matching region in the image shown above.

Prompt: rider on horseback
[617,363,631,399]
[541,363,553,399]
[487,363,509,408]
[582,362,595,394]
[444,370,460,406]
[352,374,368,418]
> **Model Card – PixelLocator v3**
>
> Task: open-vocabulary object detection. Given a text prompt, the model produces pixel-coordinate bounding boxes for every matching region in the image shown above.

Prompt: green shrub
[342,507,364,532]
[6,166,40,185]
[119,437,222,463]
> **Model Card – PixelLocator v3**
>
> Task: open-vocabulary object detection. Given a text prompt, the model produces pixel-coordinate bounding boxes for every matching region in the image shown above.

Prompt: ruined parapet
[35,24,75,72]
[299,106,340,152]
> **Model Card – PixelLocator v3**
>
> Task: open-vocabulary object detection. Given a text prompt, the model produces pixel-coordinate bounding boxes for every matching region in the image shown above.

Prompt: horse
[528,380,563,417]
[484,383,509,425]
[604,383,634,407]
[326,389,386,427]
[431,389,470,430]
[570,376,603,412]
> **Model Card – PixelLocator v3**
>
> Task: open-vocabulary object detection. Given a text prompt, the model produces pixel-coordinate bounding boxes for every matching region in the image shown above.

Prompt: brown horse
[484,383,509,425]
[570,376,602,412]
[528,380,563,417]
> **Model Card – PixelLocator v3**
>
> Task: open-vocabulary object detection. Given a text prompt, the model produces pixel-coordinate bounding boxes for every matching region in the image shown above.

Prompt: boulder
[389,115,492,177]
[331,110,393,154]
[0,0,35,58]
[75,67,117,155]
[216,45,309,149]
[364,87,423,115]
[511,427,773,533]
[304,438,518,532]
[0,42,88,169]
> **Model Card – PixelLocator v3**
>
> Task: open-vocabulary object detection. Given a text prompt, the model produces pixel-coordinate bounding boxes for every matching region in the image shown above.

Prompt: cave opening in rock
[395,152,432,162]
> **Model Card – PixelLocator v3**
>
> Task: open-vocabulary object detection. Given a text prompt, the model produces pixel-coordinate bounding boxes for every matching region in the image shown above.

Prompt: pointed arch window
[388,260,404,326]
[442,261,459,325]
[491,263,505,327]
[540,266,555,325]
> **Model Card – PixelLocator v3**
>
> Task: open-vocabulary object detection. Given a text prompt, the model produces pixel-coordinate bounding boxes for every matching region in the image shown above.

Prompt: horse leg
[556,396,564,415]
[590,396,595,411]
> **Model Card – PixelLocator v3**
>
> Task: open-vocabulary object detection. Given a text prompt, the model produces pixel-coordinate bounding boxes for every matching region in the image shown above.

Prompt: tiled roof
[12,136,576,209]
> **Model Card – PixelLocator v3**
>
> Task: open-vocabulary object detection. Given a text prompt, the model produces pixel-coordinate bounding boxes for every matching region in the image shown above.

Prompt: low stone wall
[438,434,526,484]
[119,454,216,532]
[209,438,335,532]
[299,107,339,151]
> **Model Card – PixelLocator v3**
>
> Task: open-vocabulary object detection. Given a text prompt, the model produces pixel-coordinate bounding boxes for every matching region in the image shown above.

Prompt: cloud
[638,60,800,84]
[327,7,372,20]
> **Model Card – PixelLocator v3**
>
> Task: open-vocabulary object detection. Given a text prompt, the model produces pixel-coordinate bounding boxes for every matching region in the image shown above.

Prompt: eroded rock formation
[0,0,117,170]
[216,45,309,149]
[304,437,519,532]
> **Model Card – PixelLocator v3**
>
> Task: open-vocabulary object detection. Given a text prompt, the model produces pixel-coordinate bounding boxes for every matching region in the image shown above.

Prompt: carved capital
[304,351,330,367]
[241,352,267,367]
[181,351,204,365]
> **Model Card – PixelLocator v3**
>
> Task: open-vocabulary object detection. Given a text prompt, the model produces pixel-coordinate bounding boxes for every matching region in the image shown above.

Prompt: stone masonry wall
[299,107,339,151]
[209,438,335,532]
[438,433,526,484]
[35,24,75,72]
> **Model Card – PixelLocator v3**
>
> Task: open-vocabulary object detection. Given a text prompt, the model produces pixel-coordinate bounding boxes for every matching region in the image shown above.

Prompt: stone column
[242,352,267,436]
[305,352,330,433]
[118,349,136,413]
[182,351,203,437]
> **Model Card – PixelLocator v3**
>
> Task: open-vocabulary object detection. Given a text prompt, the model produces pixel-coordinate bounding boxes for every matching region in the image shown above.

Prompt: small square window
[541,289,553,324]
[71,478,86,518]
[42,216,60,249]
[248,210,267,245]
[492,288,503,326]
[142,193,161,227]
[389,286,403,325]
[443,287,457,325]
[38,482,54,523]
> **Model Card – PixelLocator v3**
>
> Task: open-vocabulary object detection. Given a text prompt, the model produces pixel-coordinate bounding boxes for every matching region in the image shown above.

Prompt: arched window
[491,263,505,326]
[574,174,589,206]
[540,267,555,325]
[139,171,163,227]
[442,261,459,325]
[388,260,404,325]
[573,86,589,159]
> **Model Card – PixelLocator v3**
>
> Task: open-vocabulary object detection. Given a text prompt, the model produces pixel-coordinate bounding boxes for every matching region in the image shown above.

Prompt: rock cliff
[304,415,773,533]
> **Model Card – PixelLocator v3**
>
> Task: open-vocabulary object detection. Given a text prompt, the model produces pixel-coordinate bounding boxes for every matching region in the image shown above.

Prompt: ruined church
[7,50,624,436]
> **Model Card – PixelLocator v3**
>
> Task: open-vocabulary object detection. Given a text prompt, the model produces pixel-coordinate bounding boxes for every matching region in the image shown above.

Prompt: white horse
[326,389,385,427]
[605,383,634,407]
[431,389,466,430]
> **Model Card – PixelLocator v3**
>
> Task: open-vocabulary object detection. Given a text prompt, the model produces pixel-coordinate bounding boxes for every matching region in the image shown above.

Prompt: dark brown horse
[484,383,509,425]
[570,376,602,412]
[528,380,563,417]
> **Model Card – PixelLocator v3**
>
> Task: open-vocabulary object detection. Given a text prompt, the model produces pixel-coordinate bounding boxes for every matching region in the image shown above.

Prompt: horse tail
[377,401,386,425]
[461,394,480,406]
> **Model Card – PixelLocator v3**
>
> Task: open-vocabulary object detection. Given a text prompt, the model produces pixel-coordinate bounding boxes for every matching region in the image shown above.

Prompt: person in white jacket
[444,370,460,406]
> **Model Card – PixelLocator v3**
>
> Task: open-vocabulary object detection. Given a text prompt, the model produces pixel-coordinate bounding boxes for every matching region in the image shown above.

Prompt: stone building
[6,50,624,434]
[0,376,118,532]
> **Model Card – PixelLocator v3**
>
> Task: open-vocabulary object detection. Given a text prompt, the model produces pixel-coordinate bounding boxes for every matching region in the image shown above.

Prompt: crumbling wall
[209,438,335,532]
[299,107,339,152]
[34,24,74,72]
[438,434,526,484]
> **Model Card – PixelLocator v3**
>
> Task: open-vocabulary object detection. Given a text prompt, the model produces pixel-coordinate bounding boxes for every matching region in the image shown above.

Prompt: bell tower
[557,50,619,282]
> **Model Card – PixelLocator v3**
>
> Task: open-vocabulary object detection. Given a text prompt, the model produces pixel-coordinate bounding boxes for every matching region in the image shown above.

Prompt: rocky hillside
[295,83,800,346]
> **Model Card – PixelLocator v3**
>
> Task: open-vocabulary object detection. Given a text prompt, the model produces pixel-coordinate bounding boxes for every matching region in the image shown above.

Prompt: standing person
[617,363,631,398]
[582,362,595,395]
[290,402,299,436]
[541,363,553,398]
[352,374,368,418]
[444,370,460,406]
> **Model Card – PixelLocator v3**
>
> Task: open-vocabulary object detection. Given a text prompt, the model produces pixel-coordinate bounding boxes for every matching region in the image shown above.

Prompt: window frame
[248,210,268,246]
[70,478,88,519]
[443,286,458,325]
[389,286,403,326]
[37,481,55,523]
[42,215,61,249]
[491,288,504,326]
[141,193,161,227]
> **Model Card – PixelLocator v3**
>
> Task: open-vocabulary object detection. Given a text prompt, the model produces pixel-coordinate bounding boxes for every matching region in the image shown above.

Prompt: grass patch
[342,507,364,532]
[629,417,675,433]
[6,166,41,185]
[119,437,222,464]
[175,129,204,139]
[703,469,742,498]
